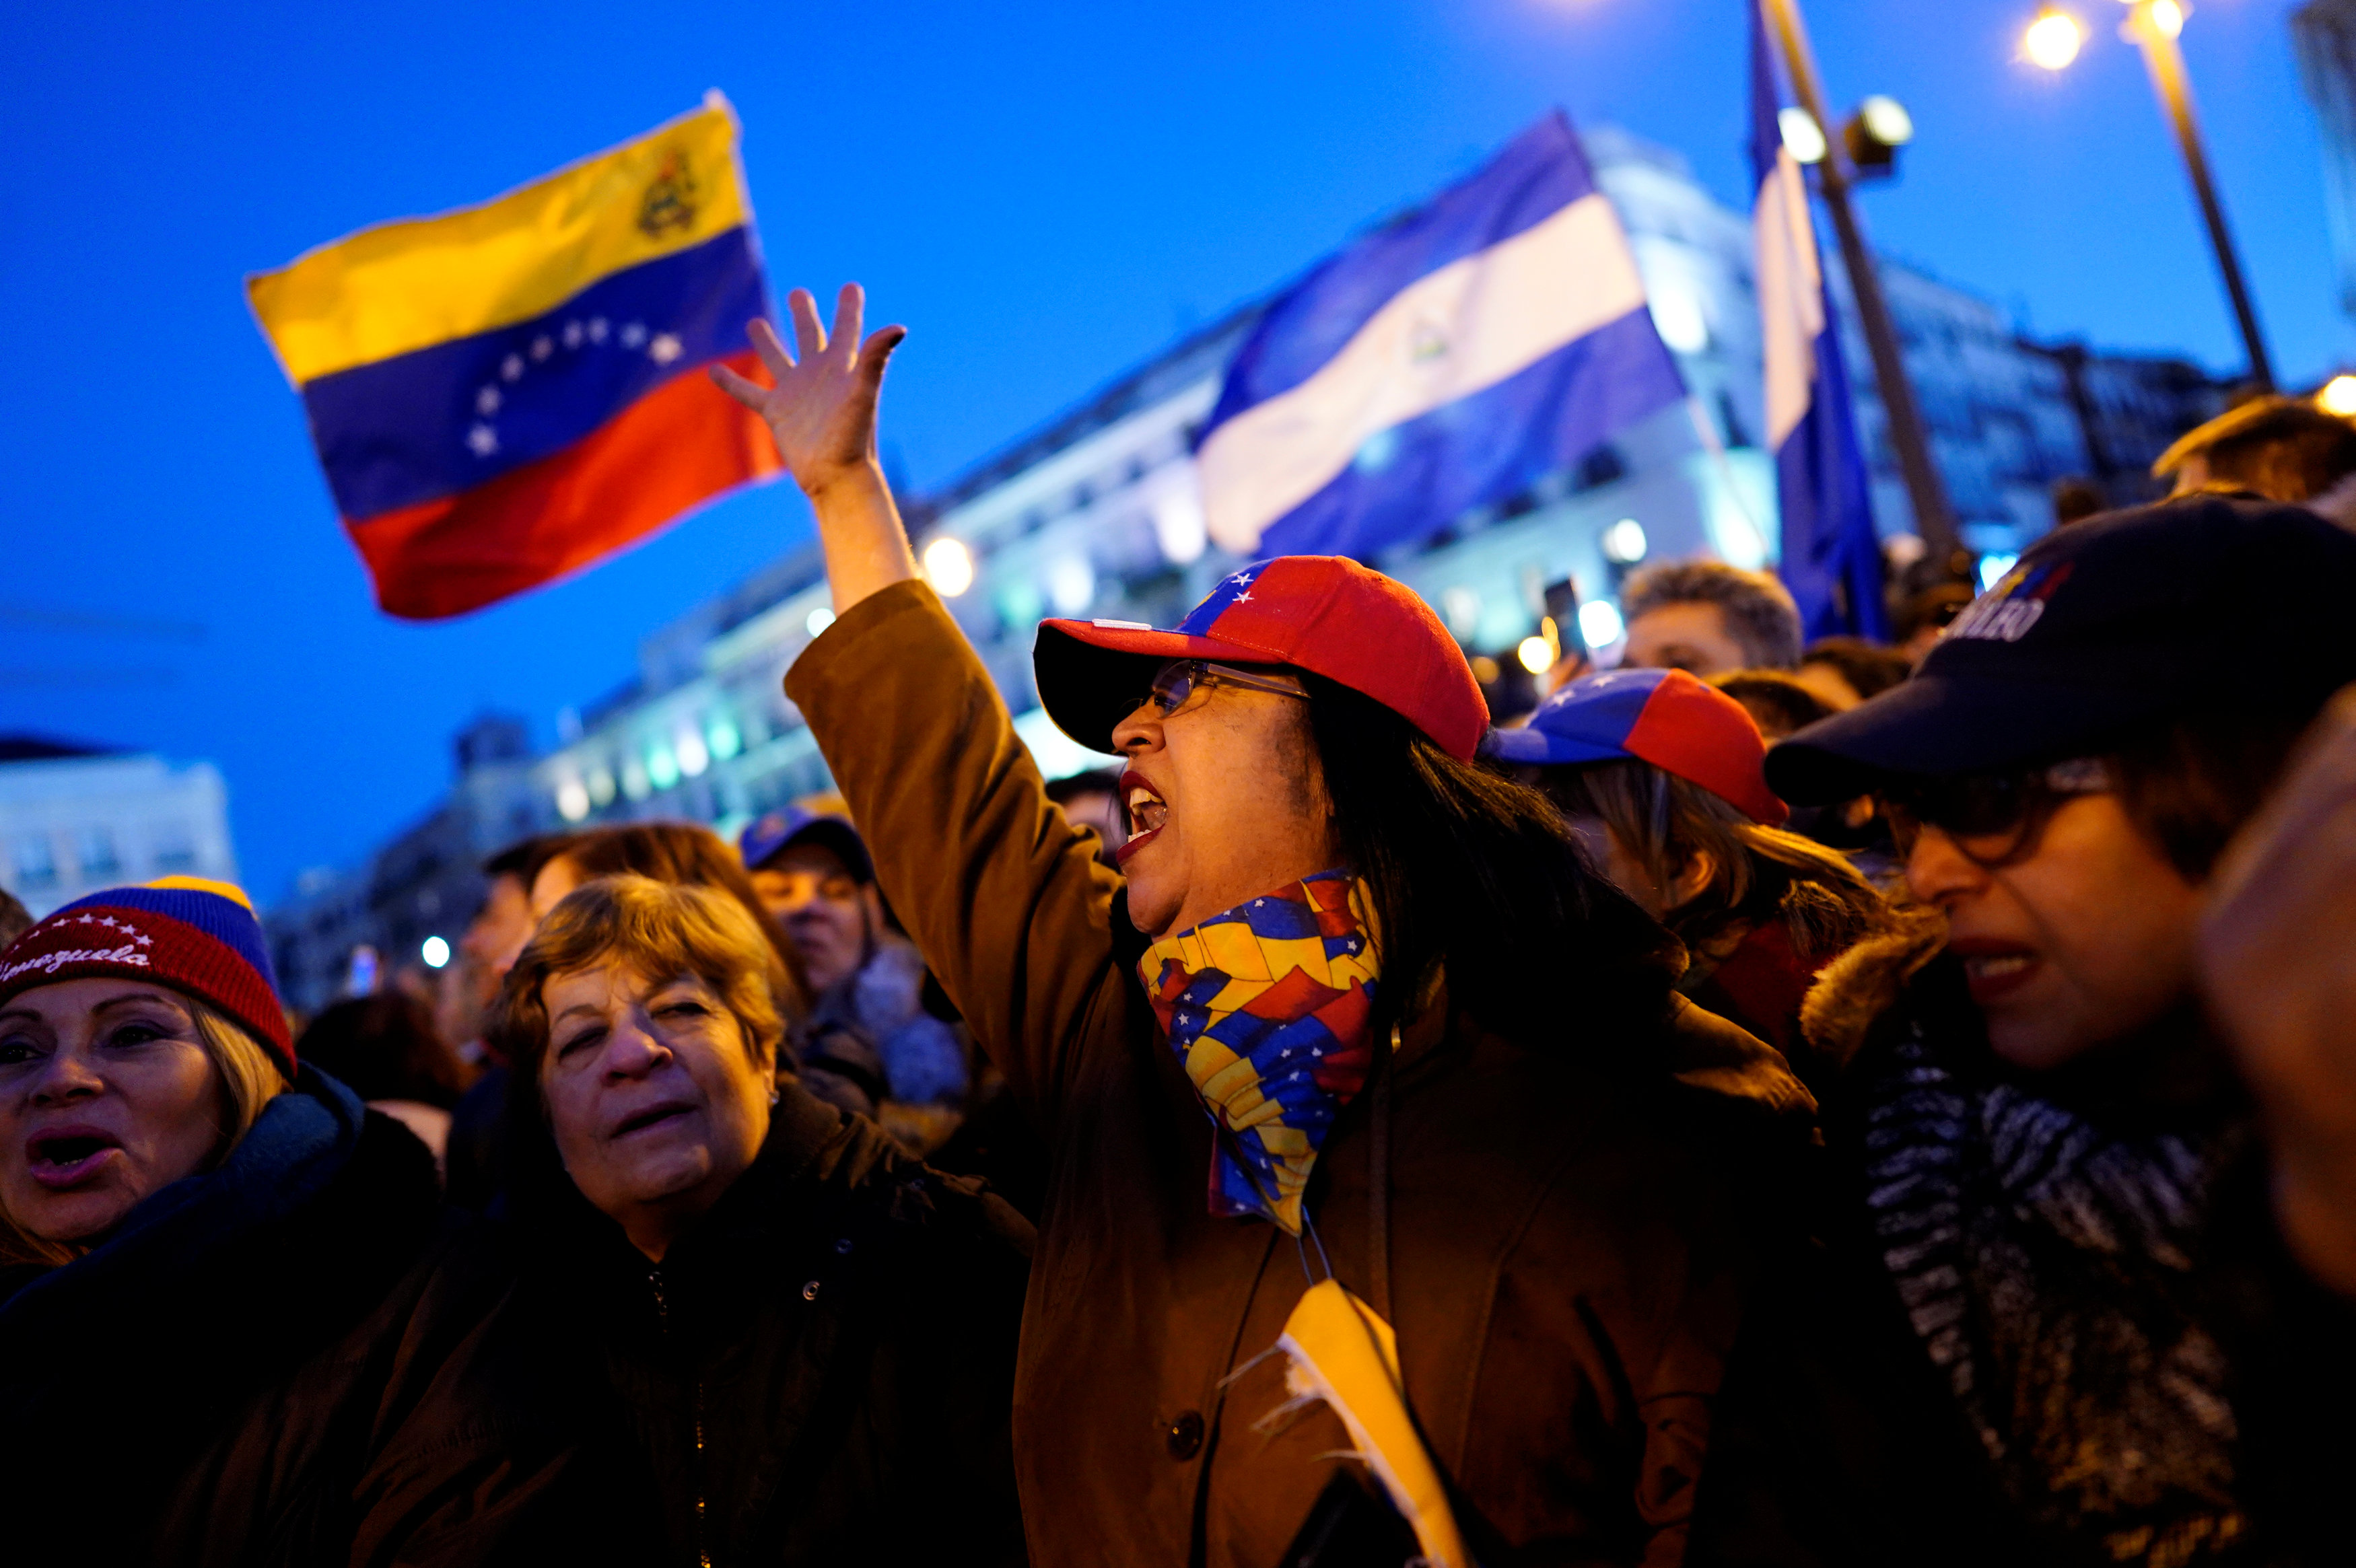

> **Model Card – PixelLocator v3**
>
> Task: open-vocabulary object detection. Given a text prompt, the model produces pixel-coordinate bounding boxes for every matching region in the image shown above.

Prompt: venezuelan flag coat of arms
[248,94,778,618]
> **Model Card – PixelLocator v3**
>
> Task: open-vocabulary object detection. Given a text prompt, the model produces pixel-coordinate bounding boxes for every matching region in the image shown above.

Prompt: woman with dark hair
[296,991,470,1168]
[1688,499,2356,1567]
[1490,667,1898,1068]
[718,283,1810,1566]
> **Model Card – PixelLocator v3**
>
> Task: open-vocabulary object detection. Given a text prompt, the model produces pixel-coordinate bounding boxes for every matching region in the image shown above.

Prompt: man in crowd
[1622,559,1805,676]
[2155,392,2356,521]
[718,283,1809,1567]
[444,833,571,1204]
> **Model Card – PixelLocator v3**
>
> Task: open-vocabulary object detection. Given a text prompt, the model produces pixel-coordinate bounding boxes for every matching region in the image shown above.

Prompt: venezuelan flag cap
[0,878,293,1075]
[1034,556,1489,760]
[1484,667,1787,826]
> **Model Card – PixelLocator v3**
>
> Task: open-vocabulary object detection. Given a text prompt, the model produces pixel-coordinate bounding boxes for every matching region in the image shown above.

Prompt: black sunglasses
[1879,758,2112,866]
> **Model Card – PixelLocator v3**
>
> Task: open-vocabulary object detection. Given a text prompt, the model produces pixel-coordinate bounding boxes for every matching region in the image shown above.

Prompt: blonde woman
[0,878,440,1561]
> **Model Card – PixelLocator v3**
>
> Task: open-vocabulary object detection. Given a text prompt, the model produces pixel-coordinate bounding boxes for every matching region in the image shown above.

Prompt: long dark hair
[1303,675,1682,1053]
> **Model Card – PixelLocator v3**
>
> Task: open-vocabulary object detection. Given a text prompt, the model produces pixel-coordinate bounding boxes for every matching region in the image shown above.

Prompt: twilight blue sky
[3,0,2345,903]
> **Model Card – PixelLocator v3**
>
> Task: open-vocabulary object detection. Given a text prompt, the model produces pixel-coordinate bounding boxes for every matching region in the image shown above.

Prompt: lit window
[556,780,592,822]
[677,732,710,778]
[707,719,742,761]
[646,745,680,791]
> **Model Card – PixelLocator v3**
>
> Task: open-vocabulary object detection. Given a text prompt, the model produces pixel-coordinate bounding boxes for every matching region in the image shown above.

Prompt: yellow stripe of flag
[248,96,750,386]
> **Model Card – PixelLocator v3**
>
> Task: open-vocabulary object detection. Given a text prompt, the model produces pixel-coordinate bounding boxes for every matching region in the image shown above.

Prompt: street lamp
[2024,1,2277,391]
[1760,0,1964,563]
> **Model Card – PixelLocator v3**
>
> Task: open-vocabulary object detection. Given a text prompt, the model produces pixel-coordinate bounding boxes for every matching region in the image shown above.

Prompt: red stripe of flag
[345,349,779,620]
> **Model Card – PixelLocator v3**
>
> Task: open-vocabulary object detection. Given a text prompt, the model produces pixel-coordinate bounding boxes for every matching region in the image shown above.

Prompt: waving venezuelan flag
[248,94,778,618]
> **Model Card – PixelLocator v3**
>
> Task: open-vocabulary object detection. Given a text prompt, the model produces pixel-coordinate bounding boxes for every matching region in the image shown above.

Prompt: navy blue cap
[738,807,874,884]
[1768,497,2356,804]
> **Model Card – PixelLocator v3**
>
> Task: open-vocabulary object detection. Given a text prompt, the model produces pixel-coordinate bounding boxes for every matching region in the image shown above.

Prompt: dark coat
[787,581,1815,1568]
[168,1082,1033,1568]
[1688,915,2259,1568]
[0,1069,440,1566]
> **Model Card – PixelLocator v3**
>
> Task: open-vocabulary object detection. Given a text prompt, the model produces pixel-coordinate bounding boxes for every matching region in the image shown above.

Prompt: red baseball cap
[1034,557,1490,759]
[1483,667,1789,826]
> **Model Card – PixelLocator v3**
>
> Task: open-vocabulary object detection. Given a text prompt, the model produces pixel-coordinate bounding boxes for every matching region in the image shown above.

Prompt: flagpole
[1759,0,1962,569]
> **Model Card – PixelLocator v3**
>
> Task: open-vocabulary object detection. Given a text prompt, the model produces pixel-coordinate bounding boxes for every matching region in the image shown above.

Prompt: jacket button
[801,1280,821,1302]
[1165,1411,1204,1461]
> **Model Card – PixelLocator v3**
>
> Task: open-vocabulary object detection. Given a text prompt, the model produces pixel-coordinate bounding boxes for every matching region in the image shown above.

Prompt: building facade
[267,714,541,1015]
[2296,0,2356,321]
[270,122,2229,981]
[0,737,239,919]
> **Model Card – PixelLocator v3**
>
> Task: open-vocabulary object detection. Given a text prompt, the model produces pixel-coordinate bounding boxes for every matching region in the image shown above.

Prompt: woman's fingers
[709,359,766,409]
[787,287,827,362]
[832,283,866,365]
[746,316,796,382]
[855,325,907,398]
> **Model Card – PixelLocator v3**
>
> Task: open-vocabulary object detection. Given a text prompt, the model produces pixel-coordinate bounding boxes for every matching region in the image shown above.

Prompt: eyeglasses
[1147,660,1311,715]
[1880,757,2113,866]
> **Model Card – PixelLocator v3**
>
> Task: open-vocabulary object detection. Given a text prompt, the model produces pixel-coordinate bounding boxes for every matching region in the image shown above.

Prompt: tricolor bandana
[1137,871,1379,1235]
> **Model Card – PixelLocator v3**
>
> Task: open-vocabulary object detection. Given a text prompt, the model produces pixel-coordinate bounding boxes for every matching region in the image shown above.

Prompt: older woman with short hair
[0,878,440,1561]
[480,872,1031,1566]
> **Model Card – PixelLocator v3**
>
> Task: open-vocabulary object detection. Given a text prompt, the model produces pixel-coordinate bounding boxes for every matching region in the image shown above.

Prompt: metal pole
[1760,0,1963,567]
[2130,11,2277,392]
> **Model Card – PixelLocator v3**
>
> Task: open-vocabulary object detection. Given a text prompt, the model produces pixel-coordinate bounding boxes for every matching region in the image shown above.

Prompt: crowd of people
[6,283,2356,1567]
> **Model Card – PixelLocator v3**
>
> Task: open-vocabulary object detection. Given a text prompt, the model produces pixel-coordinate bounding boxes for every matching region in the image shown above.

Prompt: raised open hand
[713,283,905,498]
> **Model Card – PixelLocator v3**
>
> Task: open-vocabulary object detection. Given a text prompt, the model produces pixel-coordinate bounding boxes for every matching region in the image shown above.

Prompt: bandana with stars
[1137,871,1378,1235]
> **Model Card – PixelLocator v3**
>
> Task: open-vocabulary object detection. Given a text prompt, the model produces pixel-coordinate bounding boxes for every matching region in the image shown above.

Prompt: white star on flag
[648,332,684,365]
[475,386,501,416]
[589,317,609,343]
[620,322,648,349]
[530,335,553,361]
[133,934,151,948]
[563,320,584,349]
[467,424,499,456]
[501,354,524,382]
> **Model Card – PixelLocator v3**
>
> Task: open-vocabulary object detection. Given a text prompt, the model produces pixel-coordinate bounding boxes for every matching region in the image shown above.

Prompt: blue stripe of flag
[303,227,768,522]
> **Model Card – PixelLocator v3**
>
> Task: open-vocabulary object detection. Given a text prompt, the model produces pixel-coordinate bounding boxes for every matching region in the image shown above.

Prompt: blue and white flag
[1752,1,1888,640]
[1196,111,1687,560]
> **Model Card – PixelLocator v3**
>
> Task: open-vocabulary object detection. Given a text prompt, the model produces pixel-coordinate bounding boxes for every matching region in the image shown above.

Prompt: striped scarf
[1861,1026,2249,1564]
[1137,871,1378,1236]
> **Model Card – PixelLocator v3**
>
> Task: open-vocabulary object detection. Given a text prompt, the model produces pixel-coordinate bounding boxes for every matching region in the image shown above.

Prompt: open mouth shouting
[26,1125,125,1190]
[1117,771,1168,865]
[1949,937,2042,1005]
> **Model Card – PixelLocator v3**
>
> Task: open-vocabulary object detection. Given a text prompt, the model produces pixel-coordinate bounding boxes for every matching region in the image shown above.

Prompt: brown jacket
[788,581,1812,1568]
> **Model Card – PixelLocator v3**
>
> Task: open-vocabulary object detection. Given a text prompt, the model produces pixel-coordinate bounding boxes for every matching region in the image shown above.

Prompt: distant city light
[1778,107,1828,166]
[646,744,680,791]
[620,758,652,801]
[1441,585,1483,640]
[1579,599,1626,649]
[1517,636,1556,675]
[806,605,836,637]
[420,935,450,970]
[586,766,617,808]
[1047,555,1097,616]
[2144,0,2184,42]
[1601,518,1649,564]
[922,536,975,597]
[1978,552,2021,592]
[2320,376,2356,417]
[676,731,710,778]
[1858,96,1914,148]
[2024,9,2084,70]
[707,719,742,761]
[555,779,591,822]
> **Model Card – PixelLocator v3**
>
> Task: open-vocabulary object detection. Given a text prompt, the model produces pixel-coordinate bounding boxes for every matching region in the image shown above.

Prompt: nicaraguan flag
[248,96,779,619]
[1751,6,1888,640]
[1195,111,1686,560]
